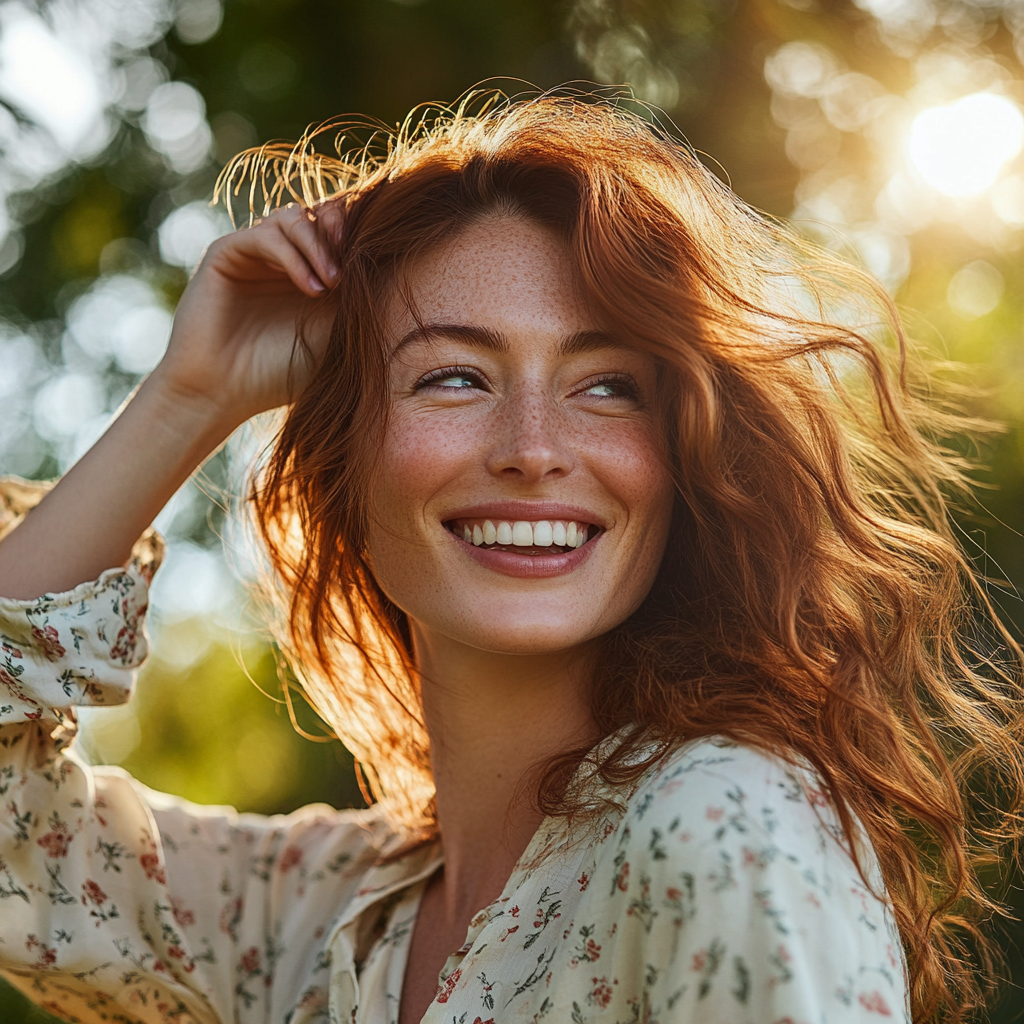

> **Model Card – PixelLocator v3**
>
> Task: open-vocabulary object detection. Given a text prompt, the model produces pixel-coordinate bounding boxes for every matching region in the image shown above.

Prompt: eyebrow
[392,323,624,357]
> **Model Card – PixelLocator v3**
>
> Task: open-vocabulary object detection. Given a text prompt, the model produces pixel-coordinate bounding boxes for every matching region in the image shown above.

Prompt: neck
[412,625,599,925]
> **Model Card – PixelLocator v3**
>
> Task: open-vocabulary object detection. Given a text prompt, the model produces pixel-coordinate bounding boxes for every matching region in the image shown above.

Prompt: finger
[313,197,346,250]
[272,205,340,289]
[232,225,327,297]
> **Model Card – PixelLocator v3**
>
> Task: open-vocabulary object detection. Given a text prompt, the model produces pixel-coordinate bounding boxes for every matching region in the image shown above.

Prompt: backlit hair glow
[216,90,1024,1022]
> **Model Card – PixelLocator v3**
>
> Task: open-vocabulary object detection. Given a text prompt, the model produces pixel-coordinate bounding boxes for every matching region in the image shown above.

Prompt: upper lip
[442,501,608,529]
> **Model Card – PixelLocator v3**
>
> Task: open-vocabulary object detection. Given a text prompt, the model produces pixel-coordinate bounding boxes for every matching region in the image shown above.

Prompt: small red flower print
[692,950,707,972]
[472,1019,495,1024]
[109,624,139,663]
[81,879,107,906]
[510,905,520,917]
[240,946,261,974]
[299,988,327,1011]
[37,823,72,858]
[578,872,590,891]
[140,851,166,884]
[435,967,462,1004]
[590,976,614,1008]
[499,925,519,942]
[220,896,243,939]
[616,862,630,892]
[25,709,42,720]
[279,845,303,873]
[804,785,829,808]
[858,991,892,1015]
[26,934,57,970]
[850,885,870,912]
[666,887,682,901]
[2,642,22,658]
[167,945,186,961]
[705,806,724,822]
[585,938,601,961]
[31,625,65,661]
[172,899,195,927]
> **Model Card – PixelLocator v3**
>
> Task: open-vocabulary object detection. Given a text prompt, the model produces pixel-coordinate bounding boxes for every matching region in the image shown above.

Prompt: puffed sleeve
[592,740,911,1023]
[0,476,162,727]
[0,478,384,1024]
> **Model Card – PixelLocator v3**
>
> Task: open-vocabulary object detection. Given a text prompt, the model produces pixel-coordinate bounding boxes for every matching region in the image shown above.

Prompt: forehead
[391,214,595,339]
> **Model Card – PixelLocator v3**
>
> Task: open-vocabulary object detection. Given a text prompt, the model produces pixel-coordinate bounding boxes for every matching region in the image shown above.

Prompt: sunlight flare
[907,92,1024,197]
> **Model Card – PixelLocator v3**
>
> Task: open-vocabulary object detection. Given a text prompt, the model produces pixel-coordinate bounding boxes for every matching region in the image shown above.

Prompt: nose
[485,390,576,483]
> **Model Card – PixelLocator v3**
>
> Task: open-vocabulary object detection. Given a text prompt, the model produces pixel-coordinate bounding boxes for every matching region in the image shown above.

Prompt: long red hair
[218,91,1024,1022]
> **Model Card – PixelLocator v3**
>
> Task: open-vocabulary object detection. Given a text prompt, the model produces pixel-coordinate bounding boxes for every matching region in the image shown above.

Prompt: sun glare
[907,92,1024,197]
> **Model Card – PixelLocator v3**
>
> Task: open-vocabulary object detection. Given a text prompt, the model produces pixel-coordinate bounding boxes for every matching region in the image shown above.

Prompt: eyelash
[415,365,486,390]
[414,366,641,400]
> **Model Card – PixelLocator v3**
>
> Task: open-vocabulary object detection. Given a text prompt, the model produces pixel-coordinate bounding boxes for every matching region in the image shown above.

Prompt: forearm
[0,373,233,600]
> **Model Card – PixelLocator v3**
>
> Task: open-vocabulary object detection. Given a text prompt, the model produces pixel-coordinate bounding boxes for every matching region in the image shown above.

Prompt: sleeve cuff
[0,476,165,724]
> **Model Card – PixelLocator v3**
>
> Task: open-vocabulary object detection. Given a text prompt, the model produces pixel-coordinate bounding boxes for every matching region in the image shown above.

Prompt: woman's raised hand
[0,200,344,599]
[149,200,343,433]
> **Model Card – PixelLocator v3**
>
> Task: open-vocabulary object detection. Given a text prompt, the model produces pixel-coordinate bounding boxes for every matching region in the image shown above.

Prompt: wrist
[137,368,241,451]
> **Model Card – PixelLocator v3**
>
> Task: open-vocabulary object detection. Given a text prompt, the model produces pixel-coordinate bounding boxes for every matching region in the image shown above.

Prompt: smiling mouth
[445,518,598,555]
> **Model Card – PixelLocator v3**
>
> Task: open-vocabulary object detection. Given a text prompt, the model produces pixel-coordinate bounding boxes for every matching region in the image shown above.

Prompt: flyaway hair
[216,89,1024,1023]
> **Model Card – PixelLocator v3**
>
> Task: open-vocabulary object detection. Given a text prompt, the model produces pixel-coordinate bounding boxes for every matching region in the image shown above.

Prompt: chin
[437,603,616,657]
[463,626,598,656]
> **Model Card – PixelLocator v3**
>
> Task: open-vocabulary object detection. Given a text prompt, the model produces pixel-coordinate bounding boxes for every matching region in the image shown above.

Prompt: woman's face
[366,214,675,657]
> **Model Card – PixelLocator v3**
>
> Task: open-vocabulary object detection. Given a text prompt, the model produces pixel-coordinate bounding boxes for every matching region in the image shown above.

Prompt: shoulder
[581,738,907,1019]
[628,736,841,844]
[606,736,880,902]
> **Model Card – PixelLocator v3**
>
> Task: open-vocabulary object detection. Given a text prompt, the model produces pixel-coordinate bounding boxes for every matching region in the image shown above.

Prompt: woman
[0,93,1020,1024]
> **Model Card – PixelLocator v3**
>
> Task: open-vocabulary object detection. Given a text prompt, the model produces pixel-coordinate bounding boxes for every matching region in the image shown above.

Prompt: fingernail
[310,278,326,293]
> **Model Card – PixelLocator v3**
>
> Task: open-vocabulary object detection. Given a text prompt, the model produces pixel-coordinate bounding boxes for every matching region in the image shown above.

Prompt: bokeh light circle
[907,92,1024,197]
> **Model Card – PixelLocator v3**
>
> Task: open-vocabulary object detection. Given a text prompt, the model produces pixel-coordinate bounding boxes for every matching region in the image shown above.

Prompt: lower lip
[448,531,599,578]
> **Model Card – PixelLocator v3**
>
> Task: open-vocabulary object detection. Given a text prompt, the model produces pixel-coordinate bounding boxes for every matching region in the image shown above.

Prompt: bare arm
[0,201,342,600]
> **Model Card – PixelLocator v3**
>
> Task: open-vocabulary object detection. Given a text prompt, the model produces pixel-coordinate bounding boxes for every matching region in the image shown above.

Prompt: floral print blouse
[0,479,910,1024]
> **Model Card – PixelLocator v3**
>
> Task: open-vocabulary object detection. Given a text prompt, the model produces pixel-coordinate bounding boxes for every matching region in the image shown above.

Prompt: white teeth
[511,521,534,546]
[455,518,593,549]
[533,520,553,546]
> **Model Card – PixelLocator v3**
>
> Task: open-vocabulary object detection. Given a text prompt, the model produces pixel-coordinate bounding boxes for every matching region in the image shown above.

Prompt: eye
[577,375,640,400]
[416,366,487,391]
[583,382,624,397]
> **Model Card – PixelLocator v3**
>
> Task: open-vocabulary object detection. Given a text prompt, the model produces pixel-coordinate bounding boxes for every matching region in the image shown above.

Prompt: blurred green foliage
[2,0,1023,1020]
[98,634,365,815]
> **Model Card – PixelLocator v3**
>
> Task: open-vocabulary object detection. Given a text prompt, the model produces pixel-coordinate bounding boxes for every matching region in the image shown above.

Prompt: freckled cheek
[587,425,673,539]
[373,412,484,523]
